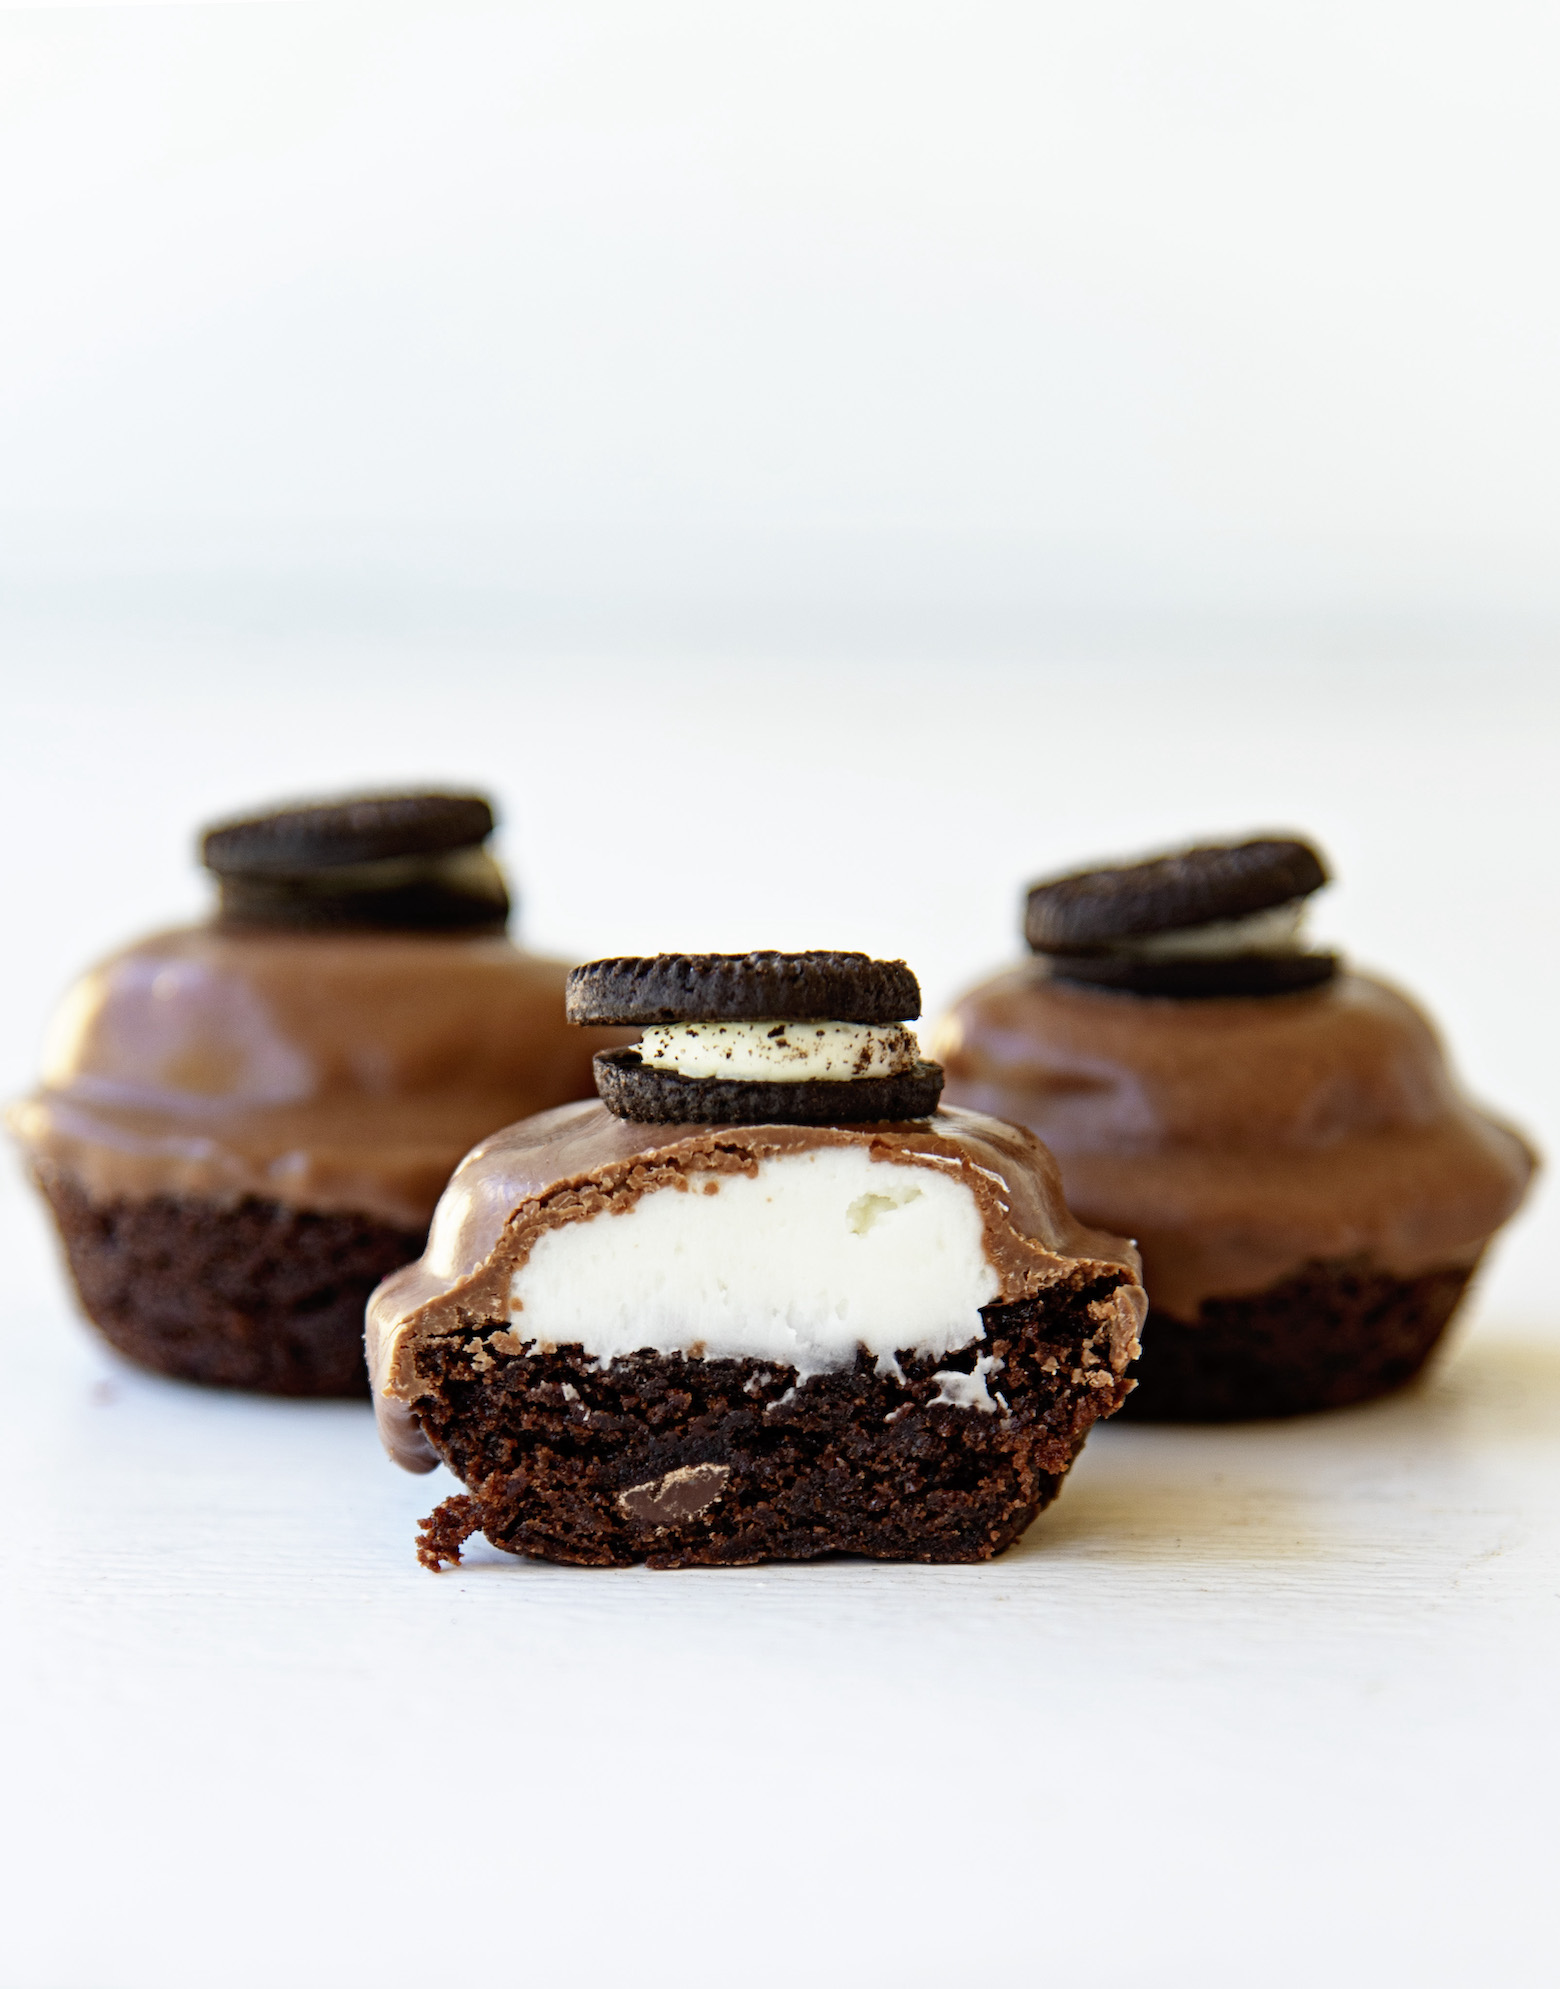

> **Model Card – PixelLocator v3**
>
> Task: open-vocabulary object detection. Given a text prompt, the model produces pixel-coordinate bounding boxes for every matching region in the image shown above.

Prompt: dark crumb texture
[593,1047,944,1125]
[409,1268,1135,1570]
[1118,1257,1477,1422]
[38,1171,423,1396]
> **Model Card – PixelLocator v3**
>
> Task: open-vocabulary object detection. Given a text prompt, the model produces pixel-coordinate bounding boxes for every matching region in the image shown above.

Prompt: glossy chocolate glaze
[10,926,634,1231]
[367,1099,1146,1470]
[930,965,1536,1318]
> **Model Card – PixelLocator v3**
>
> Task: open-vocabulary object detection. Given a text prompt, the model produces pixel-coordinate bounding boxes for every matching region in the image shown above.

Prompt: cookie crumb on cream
[635,1017,920,1083]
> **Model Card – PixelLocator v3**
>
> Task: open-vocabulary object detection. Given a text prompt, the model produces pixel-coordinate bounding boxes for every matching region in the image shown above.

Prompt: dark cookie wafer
[201,790,509,934]
[1049,952,1338,999]
[567,952,921,1027]
[202,791,495,875]
[1025,837,1329,955]
[593,1046,944,1125]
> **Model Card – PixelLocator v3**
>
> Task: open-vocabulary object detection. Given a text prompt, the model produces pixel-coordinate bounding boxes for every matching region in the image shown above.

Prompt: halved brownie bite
[368,951,1144,1569]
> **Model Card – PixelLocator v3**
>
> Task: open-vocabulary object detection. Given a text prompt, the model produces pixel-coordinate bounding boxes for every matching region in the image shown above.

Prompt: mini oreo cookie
[201,790,509,934]
[567,952,921,1027]
[1025,837,1328,954]
[202,792,495,875]
[593,1046,945,1125]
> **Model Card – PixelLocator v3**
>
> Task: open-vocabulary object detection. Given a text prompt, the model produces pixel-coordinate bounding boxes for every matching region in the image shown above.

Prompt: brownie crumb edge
[35,1168,423,1397]
[1120,1257,1476,1421]
[417,1494,487,1570]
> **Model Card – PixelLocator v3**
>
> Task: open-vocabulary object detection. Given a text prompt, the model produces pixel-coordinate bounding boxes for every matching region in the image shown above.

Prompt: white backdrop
[3,0,1560,648]
[2,8,1559,1988]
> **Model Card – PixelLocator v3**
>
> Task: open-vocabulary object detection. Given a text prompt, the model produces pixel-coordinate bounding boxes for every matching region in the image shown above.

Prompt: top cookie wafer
[202,792,495,876]
[201,790,509,934]
[567,952,922,1026]
[1025,837,1328,955]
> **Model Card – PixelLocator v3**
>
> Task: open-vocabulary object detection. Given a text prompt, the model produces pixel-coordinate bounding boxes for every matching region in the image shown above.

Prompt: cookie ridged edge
[592,1048,945,1124]
[1025,837,1329,954]
[568,952,921,1026]
[202,791,496,877]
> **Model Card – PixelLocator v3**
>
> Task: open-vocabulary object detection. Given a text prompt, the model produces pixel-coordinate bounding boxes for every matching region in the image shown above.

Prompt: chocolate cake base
[36,1169,423,1396]
[1118,1257,1477,1422]
[410,1268,1136,1569]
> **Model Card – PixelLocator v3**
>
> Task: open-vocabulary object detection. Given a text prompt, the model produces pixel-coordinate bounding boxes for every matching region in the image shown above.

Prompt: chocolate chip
[616,1462,731,1526]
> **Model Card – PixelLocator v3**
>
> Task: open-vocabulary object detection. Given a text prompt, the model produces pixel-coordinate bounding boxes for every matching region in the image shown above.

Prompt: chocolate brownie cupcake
[9,791,631,1396]
[931,837,1537,1421]
[367,950,1145,1568]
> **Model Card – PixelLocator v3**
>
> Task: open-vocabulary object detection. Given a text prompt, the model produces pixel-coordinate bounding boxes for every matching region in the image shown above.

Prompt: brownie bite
[931,837,1537,1420]
[8,791,631,1396]
[368,950,1145,1568]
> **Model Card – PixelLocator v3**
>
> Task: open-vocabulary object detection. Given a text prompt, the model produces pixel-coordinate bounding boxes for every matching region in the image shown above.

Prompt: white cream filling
[509,1147,999,1378]
[1118,898,1310,959]
[930,1355,1006,1414]
[636,1017,920,1082]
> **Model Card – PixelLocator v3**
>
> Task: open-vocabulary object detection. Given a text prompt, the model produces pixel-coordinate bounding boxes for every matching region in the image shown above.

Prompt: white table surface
[2,641,1557,1987]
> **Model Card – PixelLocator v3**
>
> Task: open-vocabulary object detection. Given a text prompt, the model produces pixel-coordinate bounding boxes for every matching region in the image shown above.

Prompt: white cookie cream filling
[635,1018,920,1082]
[1118,898,1310,959]
[509,1146,999,1376]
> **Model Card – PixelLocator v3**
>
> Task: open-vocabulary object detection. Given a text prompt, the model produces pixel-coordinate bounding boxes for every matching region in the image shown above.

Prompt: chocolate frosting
[931,965,1536,1318]
[10,926,633,1231]
[366,1099,1145,1471]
